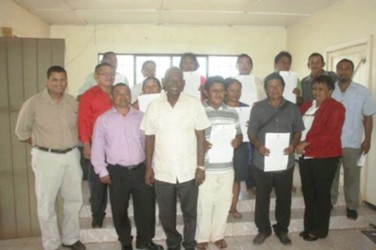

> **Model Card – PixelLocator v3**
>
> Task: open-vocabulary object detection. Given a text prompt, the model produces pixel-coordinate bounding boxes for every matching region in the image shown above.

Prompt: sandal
[196,242,208,250]
[229,210,242,219]
[214,239,227,249]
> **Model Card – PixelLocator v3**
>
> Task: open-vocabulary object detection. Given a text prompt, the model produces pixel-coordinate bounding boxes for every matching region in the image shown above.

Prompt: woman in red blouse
[295,75,345,241]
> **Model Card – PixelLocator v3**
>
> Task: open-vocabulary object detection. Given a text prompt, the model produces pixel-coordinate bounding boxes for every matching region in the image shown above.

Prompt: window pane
[172,56,207,77]
[117,55,134,87]
[208,56,238,78]
[135,56,171,84]
[99,54,134,87]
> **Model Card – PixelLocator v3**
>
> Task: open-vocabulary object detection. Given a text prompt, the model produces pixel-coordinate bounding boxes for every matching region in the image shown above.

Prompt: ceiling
[14,0,344,27]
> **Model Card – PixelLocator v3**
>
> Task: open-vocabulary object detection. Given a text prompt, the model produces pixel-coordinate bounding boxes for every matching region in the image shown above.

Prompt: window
[99,53,238,88]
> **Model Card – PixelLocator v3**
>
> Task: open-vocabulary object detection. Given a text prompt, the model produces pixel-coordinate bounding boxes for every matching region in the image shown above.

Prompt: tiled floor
[0,228,368,250]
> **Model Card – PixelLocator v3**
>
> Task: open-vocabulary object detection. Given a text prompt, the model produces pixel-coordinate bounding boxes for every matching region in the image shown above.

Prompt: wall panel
[0,37,65,239]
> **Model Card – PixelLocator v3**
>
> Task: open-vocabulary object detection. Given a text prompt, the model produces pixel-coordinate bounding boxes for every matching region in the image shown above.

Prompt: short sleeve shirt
[203,102,242,172]
[332,81,376,148]
[247,98,304,170]
[140,93,211,184]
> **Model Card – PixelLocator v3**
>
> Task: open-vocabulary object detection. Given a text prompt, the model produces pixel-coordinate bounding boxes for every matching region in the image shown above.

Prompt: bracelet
[197,165,205,171]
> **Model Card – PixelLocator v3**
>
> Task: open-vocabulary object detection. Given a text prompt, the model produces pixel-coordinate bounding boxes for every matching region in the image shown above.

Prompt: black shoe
[299,231,308,238]
[253,232,271,245]
[62,240,86,250]
[91,219,103,228]
[346,209,358,220]
[122,244,133,250]
[136,241,164,250]
[275,232,292,245]
[303,233,319,241]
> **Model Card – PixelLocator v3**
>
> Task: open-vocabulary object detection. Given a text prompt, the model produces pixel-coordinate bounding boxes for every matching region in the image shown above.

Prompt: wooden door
[0,37,65,239]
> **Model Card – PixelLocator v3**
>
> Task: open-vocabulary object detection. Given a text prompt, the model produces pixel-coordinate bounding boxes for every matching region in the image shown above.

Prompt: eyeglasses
[98,72,115,77]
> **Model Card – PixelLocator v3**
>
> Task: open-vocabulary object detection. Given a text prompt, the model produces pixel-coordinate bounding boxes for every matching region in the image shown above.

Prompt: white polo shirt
[141,93,210,184]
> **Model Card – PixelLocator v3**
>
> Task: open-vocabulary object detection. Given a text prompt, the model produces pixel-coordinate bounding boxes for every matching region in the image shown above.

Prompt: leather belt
[34,145,76,154]
[115,163,143,170]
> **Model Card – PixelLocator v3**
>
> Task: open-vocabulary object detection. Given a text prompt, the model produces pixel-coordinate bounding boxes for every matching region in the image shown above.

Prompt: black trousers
[254,166,294,234]
[87,160,107,224]
[154,179,198,249]
[299,157,339,238]
[108,164,156,247]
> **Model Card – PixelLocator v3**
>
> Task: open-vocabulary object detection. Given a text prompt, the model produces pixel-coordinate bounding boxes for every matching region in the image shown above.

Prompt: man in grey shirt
[248,72,304,246]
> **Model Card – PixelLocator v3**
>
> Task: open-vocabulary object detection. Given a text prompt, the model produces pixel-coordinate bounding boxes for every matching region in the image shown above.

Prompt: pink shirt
[91,107,145,177]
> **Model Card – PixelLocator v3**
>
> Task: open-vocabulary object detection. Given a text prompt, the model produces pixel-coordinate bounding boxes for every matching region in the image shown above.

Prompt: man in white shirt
[141,67,210,250]
[77,51,129,98]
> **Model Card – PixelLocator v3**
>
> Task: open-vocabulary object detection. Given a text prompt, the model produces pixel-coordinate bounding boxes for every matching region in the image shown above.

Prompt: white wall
[287,0,376,204]
[50,25,286,95]
[0,0,49,37]
[287,0,376,83]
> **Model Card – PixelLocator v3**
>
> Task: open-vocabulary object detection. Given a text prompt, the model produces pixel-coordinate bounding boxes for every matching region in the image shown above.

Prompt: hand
[257,144,270,156]
[100,175,111,185]
[361,140,371,154]
[231,137,241,149]
[195,168,205,186]
[295,141,309,155]
[204,140,212,153]
[83,143,91,159]
[293,87,300,96]
[283,145,295,155]
[145,167,155,186]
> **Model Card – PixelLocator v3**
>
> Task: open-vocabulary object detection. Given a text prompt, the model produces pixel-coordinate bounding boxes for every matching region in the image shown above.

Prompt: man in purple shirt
[91,83,163,250]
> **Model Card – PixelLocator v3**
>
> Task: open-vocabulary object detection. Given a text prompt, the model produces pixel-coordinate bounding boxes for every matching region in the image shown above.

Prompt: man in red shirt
[78,62,114,228]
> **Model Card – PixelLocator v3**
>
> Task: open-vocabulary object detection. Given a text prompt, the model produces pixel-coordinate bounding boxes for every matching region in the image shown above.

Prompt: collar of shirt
[203,101,227,111]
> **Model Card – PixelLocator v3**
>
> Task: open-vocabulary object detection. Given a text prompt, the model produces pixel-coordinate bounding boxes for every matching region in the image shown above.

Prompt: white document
[235,75,258,106]
[264,133,290,172]
[234,107,251,142]
[208,125,236,164]
[138,93,161,113]
[279,71,298,103]
[357,153,367,167]
[183,71,201,99]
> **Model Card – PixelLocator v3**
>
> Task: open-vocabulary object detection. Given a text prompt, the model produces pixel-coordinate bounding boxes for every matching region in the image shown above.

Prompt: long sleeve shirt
[15,89,78,149]
[78,85,112,144]
[91,107,145,177]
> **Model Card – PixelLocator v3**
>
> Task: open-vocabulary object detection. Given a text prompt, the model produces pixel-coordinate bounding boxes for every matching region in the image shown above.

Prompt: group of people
[15,50,376,250]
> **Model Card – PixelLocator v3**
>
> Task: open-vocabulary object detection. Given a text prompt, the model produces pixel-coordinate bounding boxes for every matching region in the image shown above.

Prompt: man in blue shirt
[331,58,376,220]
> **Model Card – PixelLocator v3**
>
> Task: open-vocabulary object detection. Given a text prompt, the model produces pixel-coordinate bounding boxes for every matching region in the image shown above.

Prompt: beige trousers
[196,170,234,243]
[31,148,83,250]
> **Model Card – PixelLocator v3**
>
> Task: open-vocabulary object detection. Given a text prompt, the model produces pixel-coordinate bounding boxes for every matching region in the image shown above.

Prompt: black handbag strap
[257,101,289,132]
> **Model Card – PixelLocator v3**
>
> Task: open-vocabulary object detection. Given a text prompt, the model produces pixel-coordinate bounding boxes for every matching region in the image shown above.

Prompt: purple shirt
[91,107,145,177]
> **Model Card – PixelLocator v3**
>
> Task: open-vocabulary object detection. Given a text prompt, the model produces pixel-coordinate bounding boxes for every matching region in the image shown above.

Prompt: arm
[91,118,110,184]
[21,138,33,144]
[195,129,206,186]
[78,94,92,159]
[231,134,243,149]
[145,135,155,186]
[284,131,301,155]
[15,99,34,144]
[361,115,373,154]
[294,79,303,106]
[249,134,270,156]
[247,105,269,156]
